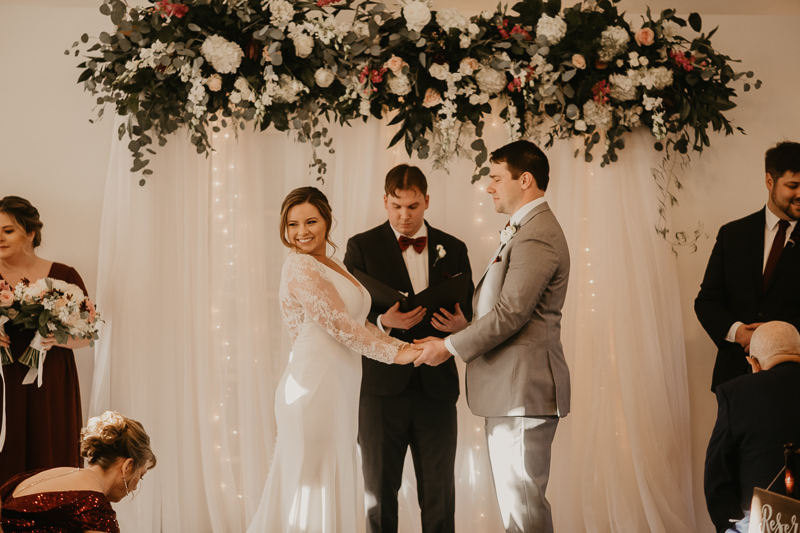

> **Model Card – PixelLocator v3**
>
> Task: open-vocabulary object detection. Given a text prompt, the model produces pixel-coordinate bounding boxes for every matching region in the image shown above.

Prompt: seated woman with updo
[0,411,156,532]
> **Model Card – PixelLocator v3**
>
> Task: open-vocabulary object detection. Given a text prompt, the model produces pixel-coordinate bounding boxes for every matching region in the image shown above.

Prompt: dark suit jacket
[695,209,800,391]
[704,362,800,533]
[343,221,474,401]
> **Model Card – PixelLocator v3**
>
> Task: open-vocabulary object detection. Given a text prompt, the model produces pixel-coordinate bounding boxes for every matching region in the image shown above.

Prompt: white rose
[429,63,449,81]
[422,87,442,108]
[234,77,254,101]
[205,74,223,92]
[574,119,587,131]
[388,74,411,95]
[403,1,431,33]
[475,67,507,95]
[292,32,314,58]
[201,34,244,74]
[229,92,242,104]
[639,56,649,66]
[314,67,336,88]
[481,10,494,20]
[468,23,480,36]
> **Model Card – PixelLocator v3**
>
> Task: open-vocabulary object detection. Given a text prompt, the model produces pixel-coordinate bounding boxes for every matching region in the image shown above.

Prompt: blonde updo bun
[80,411,157,471]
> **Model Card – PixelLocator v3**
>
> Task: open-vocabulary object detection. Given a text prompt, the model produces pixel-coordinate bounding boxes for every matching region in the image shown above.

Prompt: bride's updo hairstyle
[80,411,157,471]
[0,196,44,248]
[279,186,337,253]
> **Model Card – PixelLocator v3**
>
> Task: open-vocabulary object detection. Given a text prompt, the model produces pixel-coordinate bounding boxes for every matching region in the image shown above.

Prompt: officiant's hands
[381,302,427,331]
[412,337,452,367]
[431,303,468,333]
[394,343,423,365]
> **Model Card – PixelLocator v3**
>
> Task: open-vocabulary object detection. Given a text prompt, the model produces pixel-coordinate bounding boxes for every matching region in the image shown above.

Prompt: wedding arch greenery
[71,0,758,184]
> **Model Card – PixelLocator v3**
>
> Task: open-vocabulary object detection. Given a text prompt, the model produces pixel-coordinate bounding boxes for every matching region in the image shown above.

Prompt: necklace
[81,468,105,492]
[12,467,79,497]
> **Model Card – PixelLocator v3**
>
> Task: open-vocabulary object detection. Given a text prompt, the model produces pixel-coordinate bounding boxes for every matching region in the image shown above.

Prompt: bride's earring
[122,475,130,496]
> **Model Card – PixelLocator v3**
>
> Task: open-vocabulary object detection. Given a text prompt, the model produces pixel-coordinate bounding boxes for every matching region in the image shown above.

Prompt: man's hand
[380,302,426,331]
[412,337,453,367]
[735,322,764,353]
[431,303,468,333]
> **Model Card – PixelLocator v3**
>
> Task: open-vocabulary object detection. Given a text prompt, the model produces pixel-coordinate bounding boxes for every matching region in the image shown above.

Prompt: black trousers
[358,370,458,533]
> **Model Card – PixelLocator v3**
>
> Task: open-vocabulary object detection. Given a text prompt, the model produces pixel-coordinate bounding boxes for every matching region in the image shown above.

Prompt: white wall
[1,4,799,532]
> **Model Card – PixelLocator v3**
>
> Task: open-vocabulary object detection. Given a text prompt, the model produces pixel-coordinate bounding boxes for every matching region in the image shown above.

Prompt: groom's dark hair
[490,140,550,191]
[765,141,800,181]
[384,164,428,197]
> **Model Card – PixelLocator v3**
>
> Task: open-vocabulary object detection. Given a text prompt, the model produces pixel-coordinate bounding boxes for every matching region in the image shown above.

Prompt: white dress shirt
[725,206,798,342]
[445,197,547,357]
[377,223,429,332]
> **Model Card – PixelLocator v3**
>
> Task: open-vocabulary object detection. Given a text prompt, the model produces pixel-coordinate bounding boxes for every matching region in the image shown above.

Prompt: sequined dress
[246,252,404,533]
[0,470,120,533]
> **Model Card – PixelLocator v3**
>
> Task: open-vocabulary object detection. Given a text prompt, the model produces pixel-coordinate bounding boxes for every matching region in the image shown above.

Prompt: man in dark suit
[343,164,474,533]
[704,321,800,533]
[695,141,800,392]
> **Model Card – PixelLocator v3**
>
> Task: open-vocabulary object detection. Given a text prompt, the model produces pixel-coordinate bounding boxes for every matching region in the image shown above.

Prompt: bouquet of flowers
[0,280,17,365]
[10,278,101,374]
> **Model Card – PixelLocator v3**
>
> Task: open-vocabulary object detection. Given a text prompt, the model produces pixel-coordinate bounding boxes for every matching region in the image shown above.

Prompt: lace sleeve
[365,322,406,348]
[283,253,399,364]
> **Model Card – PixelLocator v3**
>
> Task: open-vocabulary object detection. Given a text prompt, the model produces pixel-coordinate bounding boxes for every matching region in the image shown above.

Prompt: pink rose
[384,55,407,75]
[571,54,586,69]
[635,28,655,46]
[206,74,223,92]
[0,290,13,307]
[422,88,442,108]
[459,57,481,76]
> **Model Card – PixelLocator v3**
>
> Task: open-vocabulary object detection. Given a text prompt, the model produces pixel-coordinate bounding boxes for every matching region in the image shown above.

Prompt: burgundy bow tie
[398,235,427,253]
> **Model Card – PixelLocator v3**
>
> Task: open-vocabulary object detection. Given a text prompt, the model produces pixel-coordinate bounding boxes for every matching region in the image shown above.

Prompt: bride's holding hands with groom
[249,139,571,533]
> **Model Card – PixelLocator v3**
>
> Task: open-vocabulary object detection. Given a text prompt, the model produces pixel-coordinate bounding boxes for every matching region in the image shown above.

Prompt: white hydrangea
[582,99,614,130]
[598,26,630,62]
[268,0,295,27]
[475,67,507,95]
[201,35,244,74]
[388,75,411,95]
[615,106,643,128]
[638,66,673,90]
[536,14,567,45]
[403,1,432,33]
[436,8,468,33]
[608,72,638,101]
[288,24,315,58]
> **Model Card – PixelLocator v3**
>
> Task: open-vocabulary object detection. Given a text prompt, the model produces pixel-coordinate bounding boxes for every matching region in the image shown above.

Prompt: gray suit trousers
[485,416,559,533]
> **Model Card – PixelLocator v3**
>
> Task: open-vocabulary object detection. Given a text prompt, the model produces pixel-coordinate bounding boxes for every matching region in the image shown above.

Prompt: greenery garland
[71,0,758,184]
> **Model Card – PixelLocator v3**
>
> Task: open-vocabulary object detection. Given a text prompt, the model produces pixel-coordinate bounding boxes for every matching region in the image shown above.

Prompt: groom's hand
[412,337,452,367]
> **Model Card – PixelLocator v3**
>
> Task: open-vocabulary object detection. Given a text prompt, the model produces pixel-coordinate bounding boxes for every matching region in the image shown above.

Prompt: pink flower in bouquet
[635,28,655,46]
[510,25,532,40]
[87,299,97,322]
[572,54,586,69]
[316,0,342,6]
[591,79,610,104]
[384,55,407,75]
[422,88,442,108]
[669,49,696,71]
[156,0,189,19]
[0,290,13,308]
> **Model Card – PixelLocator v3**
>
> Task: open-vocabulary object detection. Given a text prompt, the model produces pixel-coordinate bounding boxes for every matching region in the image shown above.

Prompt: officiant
[344,164,474,533]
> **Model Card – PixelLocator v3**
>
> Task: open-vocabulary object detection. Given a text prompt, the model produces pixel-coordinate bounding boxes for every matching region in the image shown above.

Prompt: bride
[247,187,421,533]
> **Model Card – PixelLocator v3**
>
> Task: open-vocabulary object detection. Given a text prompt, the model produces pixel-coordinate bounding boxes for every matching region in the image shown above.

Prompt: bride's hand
[394,344,422,365]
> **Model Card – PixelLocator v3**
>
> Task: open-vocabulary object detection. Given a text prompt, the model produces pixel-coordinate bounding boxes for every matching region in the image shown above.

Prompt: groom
[414,140,571,533]
[344,164,474,533]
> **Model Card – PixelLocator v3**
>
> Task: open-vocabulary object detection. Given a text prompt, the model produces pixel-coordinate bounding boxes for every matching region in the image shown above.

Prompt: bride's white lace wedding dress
[247,251,404,533]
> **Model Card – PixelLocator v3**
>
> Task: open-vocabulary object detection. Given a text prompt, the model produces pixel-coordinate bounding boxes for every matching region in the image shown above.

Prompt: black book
[353,269,471,316]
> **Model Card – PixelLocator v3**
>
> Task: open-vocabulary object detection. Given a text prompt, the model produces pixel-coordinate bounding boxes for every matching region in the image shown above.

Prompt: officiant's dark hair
[490,140,550,192]
[280,187,337,253]
[384,164,428,197]
[765,141,800,181]
[0,196,43,248]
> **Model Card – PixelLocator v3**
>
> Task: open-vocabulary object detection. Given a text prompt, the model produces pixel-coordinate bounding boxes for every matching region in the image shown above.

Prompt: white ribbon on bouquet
[22,331,47,387]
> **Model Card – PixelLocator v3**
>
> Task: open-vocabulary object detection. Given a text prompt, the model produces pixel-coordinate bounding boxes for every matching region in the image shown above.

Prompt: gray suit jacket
[450,201,571,418]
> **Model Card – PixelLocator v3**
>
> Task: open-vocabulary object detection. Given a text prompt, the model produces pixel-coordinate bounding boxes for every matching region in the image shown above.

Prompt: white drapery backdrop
[90,117,695,532]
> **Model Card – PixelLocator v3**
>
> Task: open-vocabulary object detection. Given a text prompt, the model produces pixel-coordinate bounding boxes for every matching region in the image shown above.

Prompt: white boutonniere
[499,223,520,246]
[433,244,446,266]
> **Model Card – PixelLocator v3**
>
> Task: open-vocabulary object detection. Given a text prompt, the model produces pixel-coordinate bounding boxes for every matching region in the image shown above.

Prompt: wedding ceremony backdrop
[1,0,799,531]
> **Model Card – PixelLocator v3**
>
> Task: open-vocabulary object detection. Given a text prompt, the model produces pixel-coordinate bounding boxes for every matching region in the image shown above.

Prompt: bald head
[750,321,800,369]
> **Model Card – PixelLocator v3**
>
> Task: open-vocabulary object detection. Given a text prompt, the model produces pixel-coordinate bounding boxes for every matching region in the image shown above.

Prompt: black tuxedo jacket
[695,209,800,391]
[343,221,474,401]
[704,362,800,532]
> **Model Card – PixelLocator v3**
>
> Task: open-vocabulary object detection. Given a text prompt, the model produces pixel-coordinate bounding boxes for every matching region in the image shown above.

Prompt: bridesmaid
[0,196,91,485]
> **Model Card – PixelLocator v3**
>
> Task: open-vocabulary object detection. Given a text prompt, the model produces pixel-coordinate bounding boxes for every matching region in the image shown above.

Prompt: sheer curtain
[90,118,694,532]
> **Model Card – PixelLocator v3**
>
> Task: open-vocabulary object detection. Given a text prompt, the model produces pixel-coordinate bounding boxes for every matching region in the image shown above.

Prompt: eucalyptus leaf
[562,69,576,82]
[188,23,202,32]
